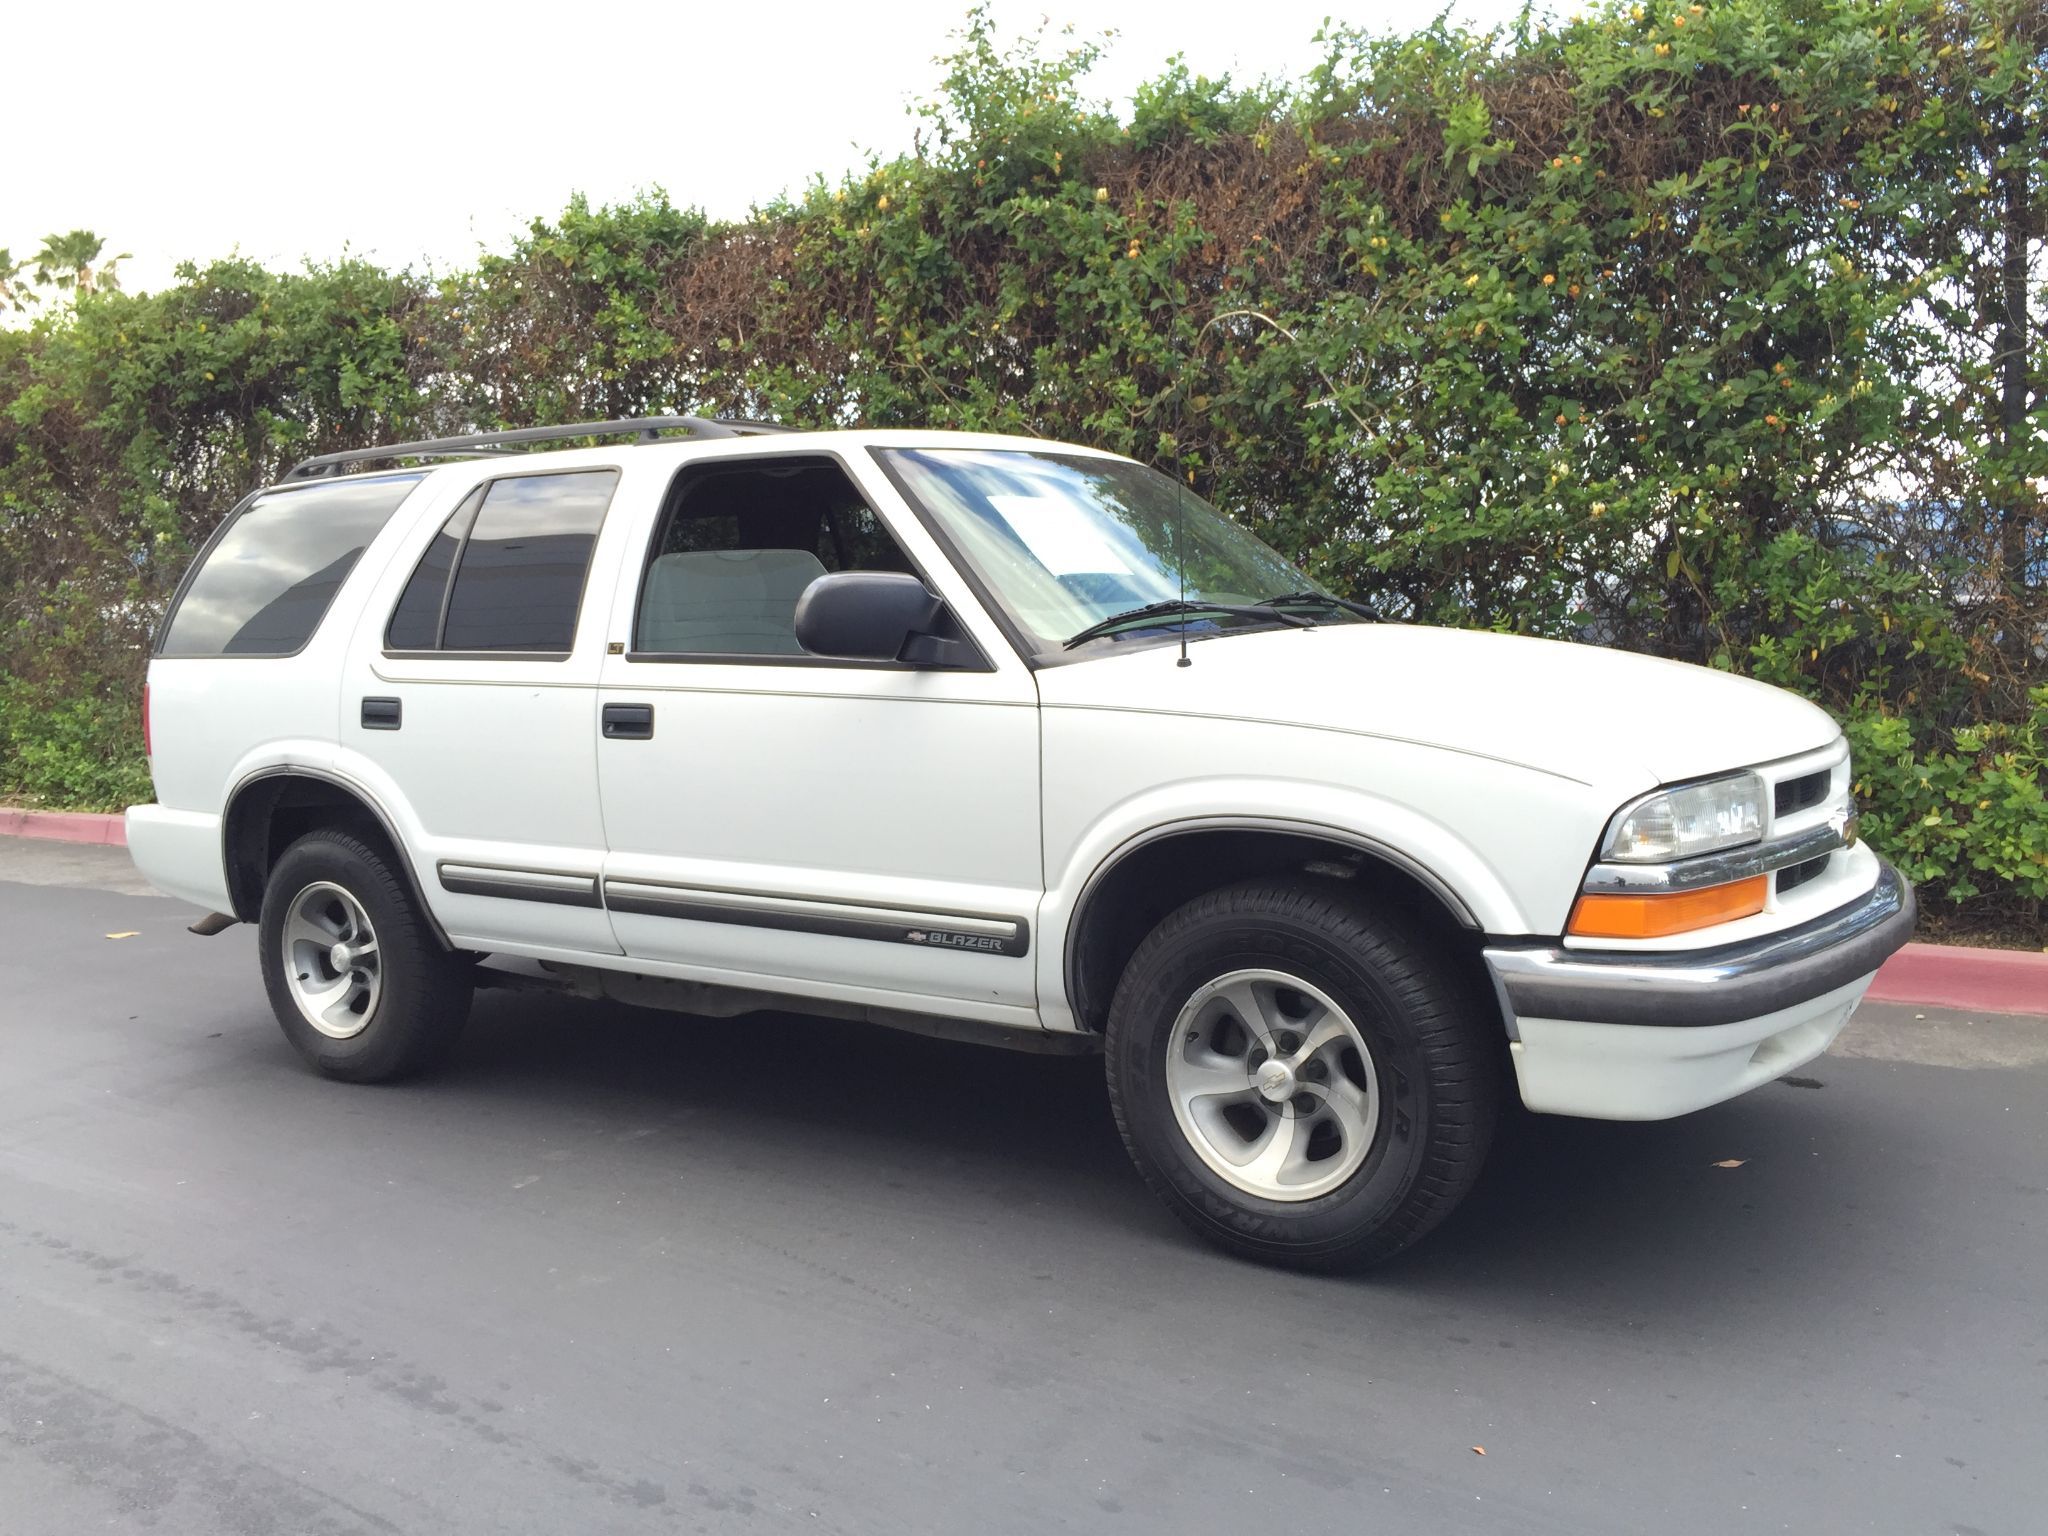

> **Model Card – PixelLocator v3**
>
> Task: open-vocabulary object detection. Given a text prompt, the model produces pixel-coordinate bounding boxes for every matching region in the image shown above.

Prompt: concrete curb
[1864,941,2047,1018]
[0,809,127,846]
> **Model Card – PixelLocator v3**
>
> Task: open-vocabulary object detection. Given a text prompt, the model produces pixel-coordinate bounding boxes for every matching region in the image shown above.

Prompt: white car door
[594,447,1043,1019]
[340,459,648,955]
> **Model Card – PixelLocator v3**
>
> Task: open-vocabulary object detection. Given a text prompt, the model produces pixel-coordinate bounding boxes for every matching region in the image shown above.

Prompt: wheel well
[1064,828,1490,1032]
[222,773,448,947]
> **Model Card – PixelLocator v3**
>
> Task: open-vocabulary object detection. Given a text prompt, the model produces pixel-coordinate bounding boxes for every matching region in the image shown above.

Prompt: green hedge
[2,0,2042,927]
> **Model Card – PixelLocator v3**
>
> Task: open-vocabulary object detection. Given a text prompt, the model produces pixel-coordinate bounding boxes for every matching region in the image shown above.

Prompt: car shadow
[439,984,1922,1329]
[448,983,1130,1184]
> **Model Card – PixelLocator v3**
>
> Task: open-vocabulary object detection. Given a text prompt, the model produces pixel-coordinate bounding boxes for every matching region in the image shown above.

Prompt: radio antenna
[1170,202,1192,669]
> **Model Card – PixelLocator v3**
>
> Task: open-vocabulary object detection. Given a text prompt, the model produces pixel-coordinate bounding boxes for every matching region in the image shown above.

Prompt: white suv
[127,416,1914,1267]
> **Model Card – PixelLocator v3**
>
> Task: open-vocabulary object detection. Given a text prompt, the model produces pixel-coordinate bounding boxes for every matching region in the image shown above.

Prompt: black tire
[258,828,472,1083]
[1104,879,1499,1270]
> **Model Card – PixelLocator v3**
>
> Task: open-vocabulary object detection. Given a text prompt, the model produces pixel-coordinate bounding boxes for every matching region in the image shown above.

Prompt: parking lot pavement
[3,841,2044,1536]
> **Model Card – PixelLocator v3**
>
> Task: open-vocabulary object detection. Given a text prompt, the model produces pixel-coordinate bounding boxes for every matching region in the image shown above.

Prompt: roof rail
[279,415,798,483]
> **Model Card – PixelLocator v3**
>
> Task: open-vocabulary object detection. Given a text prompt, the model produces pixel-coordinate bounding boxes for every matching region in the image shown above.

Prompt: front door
[594,450,1042,1017]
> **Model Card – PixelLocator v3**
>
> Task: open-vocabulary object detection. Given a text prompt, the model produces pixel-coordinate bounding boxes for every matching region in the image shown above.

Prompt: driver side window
[632,457,916,658]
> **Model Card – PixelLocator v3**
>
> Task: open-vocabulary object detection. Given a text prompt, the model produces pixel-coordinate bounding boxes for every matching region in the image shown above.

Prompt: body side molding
[438,862,603,909]
[603,878,1031,958]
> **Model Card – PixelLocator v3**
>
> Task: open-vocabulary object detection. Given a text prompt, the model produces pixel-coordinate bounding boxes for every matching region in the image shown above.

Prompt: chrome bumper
[1485,859,1916,1032]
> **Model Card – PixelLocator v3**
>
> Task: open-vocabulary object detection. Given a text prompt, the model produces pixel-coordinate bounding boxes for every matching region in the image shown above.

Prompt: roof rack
[280,415,798,483]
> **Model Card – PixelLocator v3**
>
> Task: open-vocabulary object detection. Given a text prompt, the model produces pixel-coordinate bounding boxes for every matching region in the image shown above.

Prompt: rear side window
[158,474,424,657]
[385,469,618,654]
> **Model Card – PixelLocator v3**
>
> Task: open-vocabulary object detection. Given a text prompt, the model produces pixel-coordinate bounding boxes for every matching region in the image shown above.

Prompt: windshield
[875,447,1323,654]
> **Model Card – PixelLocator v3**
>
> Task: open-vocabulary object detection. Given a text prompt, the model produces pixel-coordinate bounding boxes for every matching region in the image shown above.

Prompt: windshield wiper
[1253,589,1380,622]
[1062,599,1313,650]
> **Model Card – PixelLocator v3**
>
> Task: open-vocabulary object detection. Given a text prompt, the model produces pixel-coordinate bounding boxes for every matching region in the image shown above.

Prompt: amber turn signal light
[1567,875,1768,939]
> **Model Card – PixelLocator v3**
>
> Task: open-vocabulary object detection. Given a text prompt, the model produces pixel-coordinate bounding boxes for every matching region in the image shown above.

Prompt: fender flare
[222,764,455,950]
[1052,810,1514,1031]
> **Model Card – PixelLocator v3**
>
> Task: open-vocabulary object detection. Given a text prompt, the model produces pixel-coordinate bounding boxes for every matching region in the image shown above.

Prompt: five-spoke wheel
[258,828,472,1082]
[1106,879,1499,1269]
[1165,969,1379,1201]
[279,881,383,1039]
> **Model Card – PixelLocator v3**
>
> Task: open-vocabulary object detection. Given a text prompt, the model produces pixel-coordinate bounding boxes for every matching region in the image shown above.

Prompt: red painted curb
[1868,941,2048,1017]
[0,809,128,846]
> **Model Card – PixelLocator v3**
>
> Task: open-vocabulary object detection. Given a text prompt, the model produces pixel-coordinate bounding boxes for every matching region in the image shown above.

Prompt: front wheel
[258,828,472,1082]
[1105,880,1499,1269]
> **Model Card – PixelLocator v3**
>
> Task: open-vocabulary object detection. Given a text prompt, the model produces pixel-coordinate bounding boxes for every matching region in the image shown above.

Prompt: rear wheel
[258,829,471,1082]
[1105,879,1498,1269]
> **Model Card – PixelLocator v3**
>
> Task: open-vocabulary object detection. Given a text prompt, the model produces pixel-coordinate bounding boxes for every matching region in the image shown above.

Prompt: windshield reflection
[877,448,1322,653]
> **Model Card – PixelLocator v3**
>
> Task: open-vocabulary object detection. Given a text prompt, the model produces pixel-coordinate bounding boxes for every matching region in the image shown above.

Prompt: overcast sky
[7,0,1534,296]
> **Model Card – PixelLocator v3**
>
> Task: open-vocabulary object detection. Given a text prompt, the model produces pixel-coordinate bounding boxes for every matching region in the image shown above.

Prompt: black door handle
[362,696,402,731]
[602,703,654,740]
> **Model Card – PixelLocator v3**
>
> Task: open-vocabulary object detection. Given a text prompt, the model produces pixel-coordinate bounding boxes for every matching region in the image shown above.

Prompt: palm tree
[0,248,30,311]
[33,230,129,297]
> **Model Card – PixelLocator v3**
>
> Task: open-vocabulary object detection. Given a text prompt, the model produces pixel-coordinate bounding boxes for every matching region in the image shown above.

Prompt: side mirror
[794,572,980,668]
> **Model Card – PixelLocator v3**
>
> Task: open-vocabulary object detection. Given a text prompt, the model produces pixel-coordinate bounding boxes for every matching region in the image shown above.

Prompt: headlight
[1599,772,1764,863]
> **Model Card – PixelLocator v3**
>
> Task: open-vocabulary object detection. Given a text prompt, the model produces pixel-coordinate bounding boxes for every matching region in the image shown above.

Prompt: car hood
[1035,622,1841,792]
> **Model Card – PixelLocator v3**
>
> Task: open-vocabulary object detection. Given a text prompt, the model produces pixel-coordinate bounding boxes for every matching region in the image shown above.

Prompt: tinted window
[159,475,424,657]
[635,459,913,656]
[439,471,618,652]
[384,489,482,650]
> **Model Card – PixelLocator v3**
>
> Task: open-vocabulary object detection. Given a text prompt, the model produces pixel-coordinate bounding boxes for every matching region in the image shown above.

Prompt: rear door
[340,459,648,954]
[593,448,1043,1016]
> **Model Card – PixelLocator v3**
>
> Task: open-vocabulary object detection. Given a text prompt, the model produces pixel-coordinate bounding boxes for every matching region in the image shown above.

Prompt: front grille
[1774,770,1831,819]
[1777,854,1830,894]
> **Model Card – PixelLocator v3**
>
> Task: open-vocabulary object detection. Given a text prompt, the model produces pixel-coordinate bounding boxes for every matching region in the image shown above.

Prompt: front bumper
[1484,859,1916,1120]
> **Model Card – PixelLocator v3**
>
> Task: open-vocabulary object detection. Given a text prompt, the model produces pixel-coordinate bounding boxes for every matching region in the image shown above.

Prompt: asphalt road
[3,841,2044,1536]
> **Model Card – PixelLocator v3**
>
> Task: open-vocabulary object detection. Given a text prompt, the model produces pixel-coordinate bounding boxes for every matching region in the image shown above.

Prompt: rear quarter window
[158,474,425,657]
